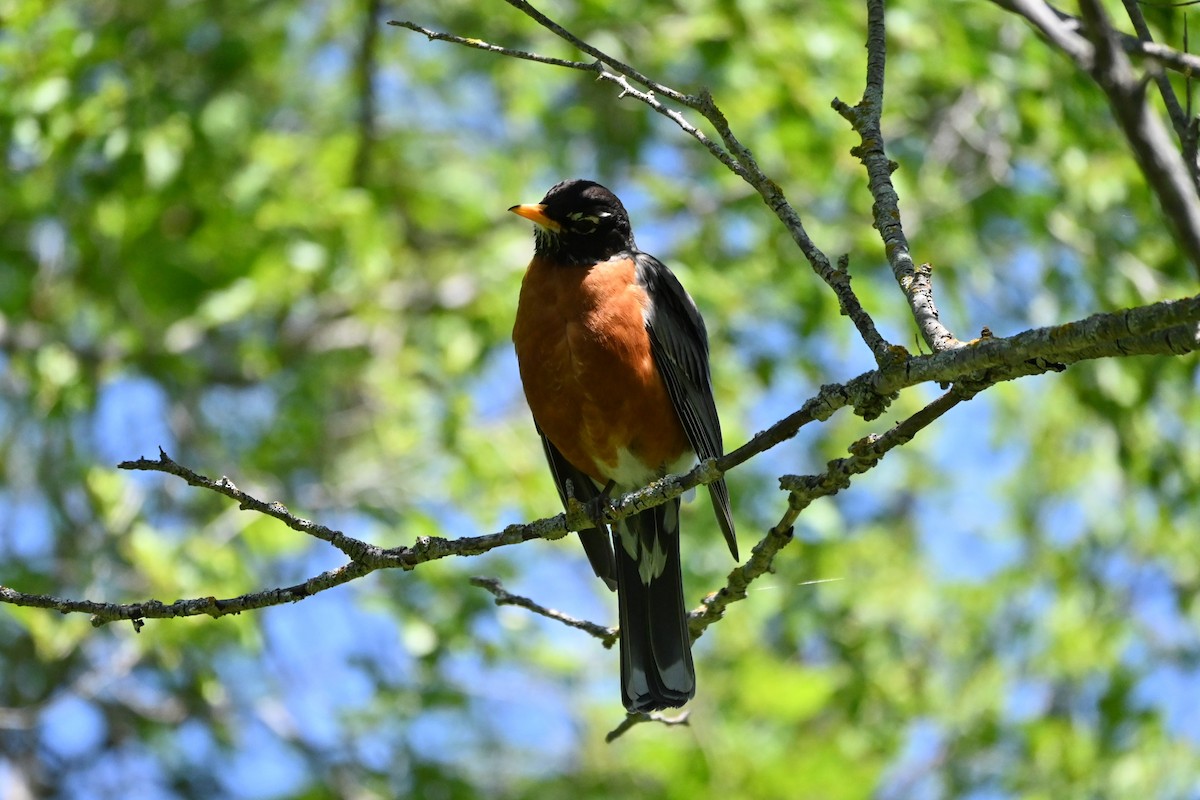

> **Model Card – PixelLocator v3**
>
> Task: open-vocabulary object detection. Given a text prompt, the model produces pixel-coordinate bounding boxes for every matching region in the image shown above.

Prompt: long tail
[614,499,694,712]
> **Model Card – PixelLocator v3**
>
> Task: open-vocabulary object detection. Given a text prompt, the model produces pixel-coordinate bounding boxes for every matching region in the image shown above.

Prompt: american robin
[510,179,737,712]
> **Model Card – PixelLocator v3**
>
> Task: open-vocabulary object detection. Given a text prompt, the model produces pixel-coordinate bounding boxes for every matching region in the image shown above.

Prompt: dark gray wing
[634,251,738,560]
[538,429,617,590]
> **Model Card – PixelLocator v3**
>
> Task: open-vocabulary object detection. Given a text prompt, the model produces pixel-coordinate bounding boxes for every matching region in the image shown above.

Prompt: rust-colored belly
[512,255,689,485]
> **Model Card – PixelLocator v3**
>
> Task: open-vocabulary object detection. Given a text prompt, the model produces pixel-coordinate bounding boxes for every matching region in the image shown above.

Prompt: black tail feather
[615,499,695,712]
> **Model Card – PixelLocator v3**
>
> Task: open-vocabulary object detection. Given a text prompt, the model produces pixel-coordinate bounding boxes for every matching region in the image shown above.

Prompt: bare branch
[0,302,1193,642]
[470,577,617,646]
[1078,0,1200,274]
[990,0,1200,269]
[118,449,381,562]
[991,0,1096,65]
[8,292,1197,625]
[686,90,857,334]
[1136,38,1200,76]
[990,0,1200,77]
[385,20,749,178]
[691,386,972,637]
[1121,0,1194,156]
[387,19,598,70]
[596,73,749,178]
[834,253,896,364]
[0,560,373,627]
[499,0,690,104]
[833,0,959,353]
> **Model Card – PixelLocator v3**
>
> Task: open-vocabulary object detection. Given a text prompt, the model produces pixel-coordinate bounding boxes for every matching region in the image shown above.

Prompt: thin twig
[598,73,748,177]
[499,0,689,103]
[605,709,690,742]
[386,20,747,176]
[1123,0,1190,136]
[387,20,598,70]
[117,449,381,562]
[835,253,895,364]
[470,577,618,646]
[994,0,1096,65]
[687,89,852,323]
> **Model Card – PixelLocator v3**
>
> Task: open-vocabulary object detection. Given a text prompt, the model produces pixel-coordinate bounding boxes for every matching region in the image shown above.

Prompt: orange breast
[512,255,690,486]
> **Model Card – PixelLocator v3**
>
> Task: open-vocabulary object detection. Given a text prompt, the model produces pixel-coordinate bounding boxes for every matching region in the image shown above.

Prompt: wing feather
[635,252,738,560]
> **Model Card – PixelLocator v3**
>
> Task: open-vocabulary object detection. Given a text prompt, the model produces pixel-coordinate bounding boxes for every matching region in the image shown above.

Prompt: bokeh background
[2,1,1199,797]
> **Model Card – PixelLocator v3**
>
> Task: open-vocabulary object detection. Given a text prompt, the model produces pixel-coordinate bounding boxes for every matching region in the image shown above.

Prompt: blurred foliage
[1,0,1198,798]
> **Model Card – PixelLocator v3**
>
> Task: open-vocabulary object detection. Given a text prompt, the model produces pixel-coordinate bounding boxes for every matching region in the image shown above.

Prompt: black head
[509,179,635,265]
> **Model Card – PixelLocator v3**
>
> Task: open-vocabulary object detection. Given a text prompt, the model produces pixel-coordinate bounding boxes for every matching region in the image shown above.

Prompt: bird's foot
[584,479,618,527]
[563,479,616,531]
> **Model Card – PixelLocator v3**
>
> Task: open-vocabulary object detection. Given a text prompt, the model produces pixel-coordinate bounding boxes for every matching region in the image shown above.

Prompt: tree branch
[1076,0,1200,274]
[5,294,1193,624]
[387,19,599,70]
[691,385,973,637]
[833,0,959,354]
[351,0,382,186]
[470,577,617,646]
[117,449,383,563]
[992,0,1200,273]
[1121,0,1195,167]
[989,0,1200,77]
[834,253,895,364]
[0,560,373,628]
[991,0,1096,65]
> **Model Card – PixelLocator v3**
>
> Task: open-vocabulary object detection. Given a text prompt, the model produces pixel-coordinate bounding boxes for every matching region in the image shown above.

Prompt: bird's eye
[567,211,603,234]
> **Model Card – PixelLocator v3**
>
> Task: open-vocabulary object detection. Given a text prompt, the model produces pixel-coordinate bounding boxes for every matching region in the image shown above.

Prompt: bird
[509,179,737,712]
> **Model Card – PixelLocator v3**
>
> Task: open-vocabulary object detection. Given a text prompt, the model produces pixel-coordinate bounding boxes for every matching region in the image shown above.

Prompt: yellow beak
[508,203,563,233]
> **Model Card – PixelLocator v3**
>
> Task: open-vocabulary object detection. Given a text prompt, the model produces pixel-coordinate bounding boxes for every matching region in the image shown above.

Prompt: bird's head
[509,179,635,264]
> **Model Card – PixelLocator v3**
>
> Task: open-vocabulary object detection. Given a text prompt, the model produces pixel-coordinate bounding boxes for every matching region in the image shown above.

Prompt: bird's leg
[562,479,617,530]
[585,479,618,527]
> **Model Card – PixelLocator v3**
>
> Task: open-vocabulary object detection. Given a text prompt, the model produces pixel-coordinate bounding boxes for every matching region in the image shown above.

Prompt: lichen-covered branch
[7,293,1192,625]
[0,560,373,628]
[691,386,972,636]
[833,0,958,353]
